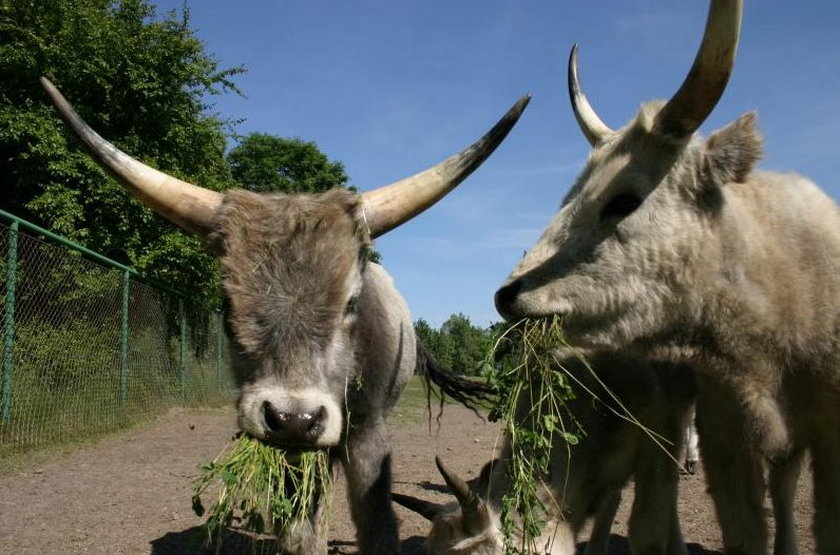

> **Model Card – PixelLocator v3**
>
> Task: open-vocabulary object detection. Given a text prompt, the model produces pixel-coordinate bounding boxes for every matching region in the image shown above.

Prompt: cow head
[495,0,762,348]
[393,457,504,555]
[42,79,529,448]
[394,457,570,554]
[210,187,372,448]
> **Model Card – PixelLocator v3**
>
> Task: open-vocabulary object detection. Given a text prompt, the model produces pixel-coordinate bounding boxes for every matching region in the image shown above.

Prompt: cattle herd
[40,0,838,553]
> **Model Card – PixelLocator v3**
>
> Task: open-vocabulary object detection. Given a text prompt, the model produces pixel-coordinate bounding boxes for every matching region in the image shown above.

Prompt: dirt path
[0,405,816,554]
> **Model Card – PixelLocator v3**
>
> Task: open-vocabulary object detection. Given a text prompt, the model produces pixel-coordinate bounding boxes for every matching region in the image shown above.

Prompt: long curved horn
[435,456,491,533]
[391,492,446,522]
[361,94,531,238]
[568,44,613,146]
[40,77,223,236]
[653,0,743,138]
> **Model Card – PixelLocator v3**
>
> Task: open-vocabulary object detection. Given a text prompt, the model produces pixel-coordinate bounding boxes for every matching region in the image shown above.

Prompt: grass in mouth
[485,316,585,554]
[192,434,331,554]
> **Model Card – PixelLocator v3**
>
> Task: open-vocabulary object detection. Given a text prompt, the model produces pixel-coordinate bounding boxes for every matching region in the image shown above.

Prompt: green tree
[227,133,348,194]
[414,318,437,351]
[416,313,494,376]
[413,317,449,367]
[441,313,492,376]
[0,0,244,305]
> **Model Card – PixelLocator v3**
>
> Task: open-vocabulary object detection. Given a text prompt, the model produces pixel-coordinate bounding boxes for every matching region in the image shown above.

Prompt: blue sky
[153,1,840,328]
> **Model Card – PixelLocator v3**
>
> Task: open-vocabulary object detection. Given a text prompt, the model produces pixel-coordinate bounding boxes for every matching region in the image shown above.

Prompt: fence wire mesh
[0,216,233,454]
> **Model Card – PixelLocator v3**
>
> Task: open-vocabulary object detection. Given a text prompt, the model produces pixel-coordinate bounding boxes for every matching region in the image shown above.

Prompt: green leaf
[191,494,204,517]
[221,469,237,485]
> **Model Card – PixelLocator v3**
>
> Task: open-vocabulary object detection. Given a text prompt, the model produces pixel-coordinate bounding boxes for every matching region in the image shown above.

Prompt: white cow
[495,1,836,552]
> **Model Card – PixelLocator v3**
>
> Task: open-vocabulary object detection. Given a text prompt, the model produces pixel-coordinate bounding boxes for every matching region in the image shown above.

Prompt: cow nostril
[495,280,523,312]
[262,401,286,432]
[307,406,326,437]
[261,402,327,440]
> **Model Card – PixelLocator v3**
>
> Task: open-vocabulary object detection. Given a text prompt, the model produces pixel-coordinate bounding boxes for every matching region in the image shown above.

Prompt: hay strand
[486,316,582,554]
[192,434,331,553]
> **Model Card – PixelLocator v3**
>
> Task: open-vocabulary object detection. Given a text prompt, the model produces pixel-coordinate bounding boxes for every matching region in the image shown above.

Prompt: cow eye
[600,193,642,221]
[345,296,359,316]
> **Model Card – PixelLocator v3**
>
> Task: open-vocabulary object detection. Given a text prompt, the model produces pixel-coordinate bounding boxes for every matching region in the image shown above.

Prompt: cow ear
[704,112,763,184]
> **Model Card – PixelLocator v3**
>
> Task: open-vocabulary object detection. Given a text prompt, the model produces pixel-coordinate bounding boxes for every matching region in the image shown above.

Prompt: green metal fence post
[179,299,186,401]
[119,269,129,406]
[1,221,18,425]
[216,311,223,391]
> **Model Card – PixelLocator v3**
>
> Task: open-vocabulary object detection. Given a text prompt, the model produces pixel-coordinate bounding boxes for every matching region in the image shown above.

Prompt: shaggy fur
[497,99,840,553]
[405,352,696,555]
[207,187,413,554]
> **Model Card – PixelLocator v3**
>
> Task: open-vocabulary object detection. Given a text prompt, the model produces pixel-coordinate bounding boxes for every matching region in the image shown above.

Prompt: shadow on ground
[151,526,277,554]
[152,525,722,555]
[151,526,430,554]
[576,535,722,555]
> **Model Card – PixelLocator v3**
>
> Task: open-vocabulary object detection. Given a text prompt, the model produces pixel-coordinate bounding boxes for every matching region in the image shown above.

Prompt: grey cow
[495,0,838,553]
[395,350,696,554]
[41,78,528,554]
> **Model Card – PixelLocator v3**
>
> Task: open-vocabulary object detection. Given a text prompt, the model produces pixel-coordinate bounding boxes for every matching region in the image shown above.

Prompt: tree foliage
[415,313,494,376]
[228,133,348,194]
[0,0,244,305]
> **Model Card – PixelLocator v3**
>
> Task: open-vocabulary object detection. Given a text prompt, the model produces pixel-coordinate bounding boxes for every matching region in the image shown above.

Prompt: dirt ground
[0,404,816,554]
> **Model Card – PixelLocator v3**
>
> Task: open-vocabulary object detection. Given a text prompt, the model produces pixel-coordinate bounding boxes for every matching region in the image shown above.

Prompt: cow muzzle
[238,386,343,449]
[495,278,574,324]
[262,402,326,446]
[494,279,523,321]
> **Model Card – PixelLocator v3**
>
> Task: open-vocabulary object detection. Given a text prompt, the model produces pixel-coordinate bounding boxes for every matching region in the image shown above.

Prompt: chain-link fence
[0,210,234,454]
